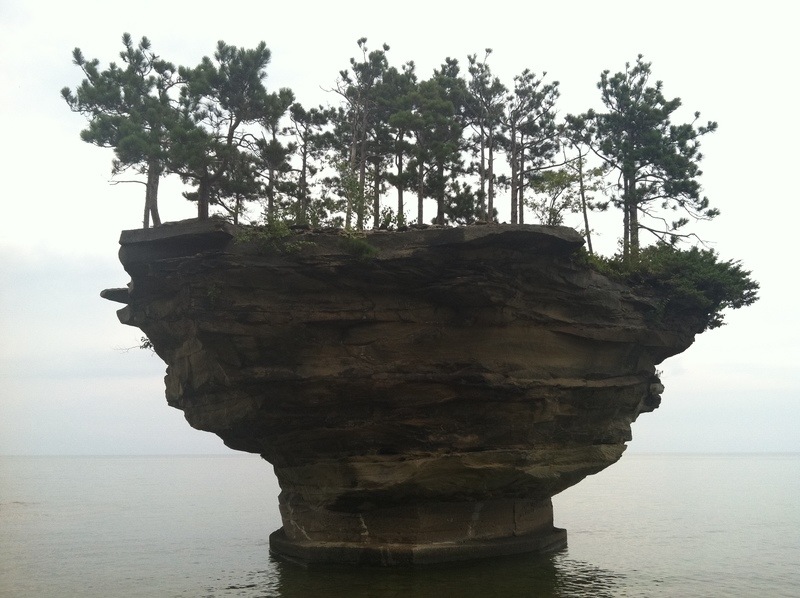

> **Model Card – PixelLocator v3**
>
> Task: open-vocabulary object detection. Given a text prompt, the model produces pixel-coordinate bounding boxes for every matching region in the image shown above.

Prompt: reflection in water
[200,549,625,598]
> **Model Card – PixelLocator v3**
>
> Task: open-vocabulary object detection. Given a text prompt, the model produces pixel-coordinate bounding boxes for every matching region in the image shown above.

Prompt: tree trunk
[518,133,527,224]
[143,161,161,229]
[417,158,425,225]
[345,173,353,230]
[577,154,593,256]
[622,172,640,260]
[396,150,404,226]
[345,109,360,231]
[267,166,275,224]
[436,160,445,226]
[622,176,631,262]
[510,125,518,225]
[198,176,210,220]
[233,195,241,225]
[629,197,639,258]
[357,107,369,231]
[300,145,309,225]
[373,161,380,229]
[267,128,278,224]
[357,154,367,231]
[479,120,486,220]
[487,130,495,223]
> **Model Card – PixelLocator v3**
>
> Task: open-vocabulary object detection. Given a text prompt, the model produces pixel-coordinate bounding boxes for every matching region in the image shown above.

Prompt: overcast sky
[0,0,797,455]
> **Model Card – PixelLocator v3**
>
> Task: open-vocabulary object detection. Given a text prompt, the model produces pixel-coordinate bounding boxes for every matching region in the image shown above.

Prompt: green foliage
[528,168,580,226]
[235,219,290,250]
[442,180,495,225]
[587,244,759,332]
[235,220,315,254]
[378,206,397,230]
[338,232,379,260]
[327,158,364,230]
[172,40,286,220]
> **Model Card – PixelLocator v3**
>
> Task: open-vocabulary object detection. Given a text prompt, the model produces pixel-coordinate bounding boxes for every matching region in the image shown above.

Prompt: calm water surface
[1,454,798,597]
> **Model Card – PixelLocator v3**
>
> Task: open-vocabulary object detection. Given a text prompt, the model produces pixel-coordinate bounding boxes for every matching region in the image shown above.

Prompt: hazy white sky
[0,0,797,454]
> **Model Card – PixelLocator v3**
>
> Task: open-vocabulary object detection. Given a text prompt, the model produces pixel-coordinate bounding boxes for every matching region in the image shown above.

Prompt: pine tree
[62,33,179,228]
[285,103,335,225]
[501,69,560,224]
[332,38,391,229]
[172,41,275,220]
[258,88,295,223]
[466,50,506,222]
[383,62,418,227]
[420,59,469,225]
[586,55,718,261]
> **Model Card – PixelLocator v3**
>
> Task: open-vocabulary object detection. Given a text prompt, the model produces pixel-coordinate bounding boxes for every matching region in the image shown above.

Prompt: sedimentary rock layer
[104,219,699,564]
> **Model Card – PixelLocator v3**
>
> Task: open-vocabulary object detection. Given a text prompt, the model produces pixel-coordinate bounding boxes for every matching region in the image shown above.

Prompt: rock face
[104,219,701,565]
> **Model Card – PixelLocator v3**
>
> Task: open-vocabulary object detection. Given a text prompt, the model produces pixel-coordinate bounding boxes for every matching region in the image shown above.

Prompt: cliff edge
[103,219,702,565]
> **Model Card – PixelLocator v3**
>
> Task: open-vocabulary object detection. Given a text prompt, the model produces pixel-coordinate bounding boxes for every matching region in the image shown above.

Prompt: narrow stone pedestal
[269,526,567,566]
[269,497,567,566]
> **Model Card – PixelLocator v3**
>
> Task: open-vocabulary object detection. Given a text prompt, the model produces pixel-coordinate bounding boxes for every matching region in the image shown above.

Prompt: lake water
[1,454,798,597]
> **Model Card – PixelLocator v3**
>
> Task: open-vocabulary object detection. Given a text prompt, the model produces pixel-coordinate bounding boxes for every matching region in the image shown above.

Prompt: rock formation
[103,219,702,565]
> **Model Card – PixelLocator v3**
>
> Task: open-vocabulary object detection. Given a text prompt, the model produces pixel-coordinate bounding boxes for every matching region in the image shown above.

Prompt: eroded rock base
[270,497,566,566]
[269,527,567,566]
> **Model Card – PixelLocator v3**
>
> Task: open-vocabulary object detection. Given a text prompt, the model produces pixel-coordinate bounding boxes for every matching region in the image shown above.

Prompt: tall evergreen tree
[416,59,469,225]
[172,41,275,220]
[258,88,295,223]
[501,69,560,224]
[62,33,179,228]
[585,55,717,261]
[466,50,506,222]
[285,103,335,224]
[383,62,418,227]
[333,38,390,229]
